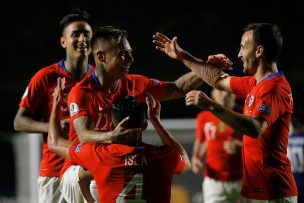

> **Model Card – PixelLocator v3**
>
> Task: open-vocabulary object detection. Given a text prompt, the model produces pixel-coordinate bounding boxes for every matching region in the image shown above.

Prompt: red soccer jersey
[61,73,168,177]
[196,111,243,181]
[19,60,94,176]
[230,72,298,199]
[69,142,185,203]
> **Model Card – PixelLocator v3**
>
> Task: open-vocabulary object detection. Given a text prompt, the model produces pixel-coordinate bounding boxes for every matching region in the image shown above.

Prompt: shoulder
[31,63,60,81]
[196,111,212,120]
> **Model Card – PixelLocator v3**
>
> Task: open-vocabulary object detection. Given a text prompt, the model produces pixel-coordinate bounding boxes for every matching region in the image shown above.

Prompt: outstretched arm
[185,90,268,138]
[153,32,233,91]
[74,116,142,145]
[146,96,191,172]
[47,78,73,160]
[161,71,203,101]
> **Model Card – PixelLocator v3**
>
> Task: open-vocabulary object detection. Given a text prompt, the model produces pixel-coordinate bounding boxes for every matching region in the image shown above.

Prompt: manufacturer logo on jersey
[21,87,29,100]
[70,103,79,116]
[258,104,272,115]
[75,144,82,153]
[248,95,254,107]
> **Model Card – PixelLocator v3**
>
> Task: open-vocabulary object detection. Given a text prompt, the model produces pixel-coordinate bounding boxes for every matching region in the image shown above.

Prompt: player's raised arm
[47,78,73,160]
[146,96,191,172]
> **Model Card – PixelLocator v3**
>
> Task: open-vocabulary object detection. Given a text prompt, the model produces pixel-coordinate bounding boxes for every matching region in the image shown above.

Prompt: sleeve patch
[258,104,272,115]
[75,143,82,153]
[70,102,79,116]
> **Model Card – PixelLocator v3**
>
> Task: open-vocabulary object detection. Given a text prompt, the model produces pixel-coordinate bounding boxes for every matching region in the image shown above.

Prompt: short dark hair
[91,26,128,51]
[111,95,146,128]
[59,9,91,34]
[244,23,283,63]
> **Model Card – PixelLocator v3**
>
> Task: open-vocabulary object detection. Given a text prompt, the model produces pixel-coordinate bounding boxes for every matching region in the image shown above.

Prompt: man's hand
[111,117,142,144]
[146,96,161,123]
[153,32,185,60]
[191,156,204,174]
[185,90,214,110]
[53,77,66,106]
[207,54,233,70]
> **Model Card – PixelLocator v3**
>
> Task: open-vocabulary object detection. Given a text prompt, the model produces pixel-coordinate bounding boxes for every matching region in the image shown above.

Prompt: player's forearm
[77,130,113,144]
[14,115,48,133]
[207,102,265,138]
[150,118,190,165]
[48,104,72,160]
[179,51,227,87]
[161,72,203,101]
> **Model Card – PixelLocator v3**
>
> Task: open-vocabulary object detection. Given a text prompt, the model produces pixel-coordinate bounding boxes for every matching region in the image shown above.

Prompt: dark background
[1,0,304,197]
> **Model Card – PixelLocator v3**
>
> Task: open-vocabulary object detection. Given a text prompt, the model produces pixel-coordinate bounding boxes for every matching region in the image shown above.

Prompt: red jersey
[69,142,185,203]
[196,111,243,181]
[19,60,94,176]
[230,72,298,199]
[61,72,168,177]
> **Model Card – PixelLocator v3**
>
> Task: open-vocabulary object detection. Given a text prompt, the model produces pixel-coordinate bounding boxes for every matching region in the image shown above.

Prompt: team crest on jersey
[75,144,82,153]
[21,87,28,99]
[258,104,272,115]
[248,95,254,107]
[70,103,79,116]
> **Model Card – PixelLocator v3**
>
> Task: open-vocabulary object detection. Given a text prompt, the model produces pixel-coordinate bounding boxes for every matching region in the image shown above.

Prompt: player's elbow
[77,133,87,143]
[13,115,23,131]
[48,142,56,153]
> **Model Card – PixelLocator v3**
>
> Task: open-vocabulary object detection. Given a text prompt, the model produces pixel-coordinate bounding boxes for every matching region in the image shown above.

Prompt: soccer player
[153,23,298,202]
[192,88,243,203]
[48,78,191,202]
[13,10,93,203]
[60,25,203,202]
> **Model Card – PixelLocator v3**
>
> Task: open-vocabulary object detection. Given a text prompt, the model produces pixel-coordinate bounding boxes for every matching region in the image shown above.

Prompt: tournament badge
[248,95,254,107]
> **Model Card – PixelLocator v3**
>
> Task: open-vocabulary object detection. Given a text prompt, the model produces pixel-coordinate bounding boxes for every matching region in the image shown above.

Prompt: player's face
[60,21,92,59]
[238,30,258,75]
[104,38,134,80]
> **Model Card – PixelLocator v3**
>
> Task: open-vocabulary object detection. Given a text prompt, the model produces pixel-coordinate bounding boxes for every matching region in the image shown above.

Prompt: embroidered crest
[248,95,254,107]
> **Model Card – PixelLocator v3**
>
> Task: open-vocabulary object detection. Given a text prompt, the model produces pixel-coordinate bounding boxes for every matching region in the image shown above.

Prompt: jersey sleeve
[251,85,282,126]
[131,75,168,102]
[158,146,186,175]
[68,143,99,172]
[230,76,255,99]
[19,70,47,114]
[68,87,93,122]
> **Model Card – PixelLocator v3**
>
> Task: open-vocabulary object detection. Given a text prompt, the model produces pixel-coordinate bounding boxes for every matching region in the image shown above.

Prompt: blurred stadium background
[1,0,304,202]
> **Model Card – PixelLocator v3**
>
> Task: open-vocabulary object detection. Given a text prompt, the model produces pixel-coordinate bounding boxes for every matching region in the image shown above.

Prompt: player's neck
[64,57,89,79]
[255,62,278,83]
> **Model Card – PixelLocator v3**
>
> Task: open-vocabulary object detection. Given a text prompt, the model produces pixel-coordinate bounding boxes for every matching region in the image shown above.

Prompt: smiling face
[60,21,92,60]
[102,37,134,80]
[238,30,259,75]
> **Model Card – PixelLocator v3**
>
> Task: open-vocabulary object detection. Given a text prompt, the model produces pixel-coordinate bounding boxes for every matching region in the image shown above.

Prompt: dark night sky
[2,0,304,132]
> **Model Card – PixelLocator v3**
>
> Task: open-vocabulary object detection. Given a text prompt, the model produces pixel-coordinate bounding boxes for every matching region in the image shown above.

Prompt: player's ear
[96,51,105,62]
[60,37,67,48]
[255,45,264,58]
